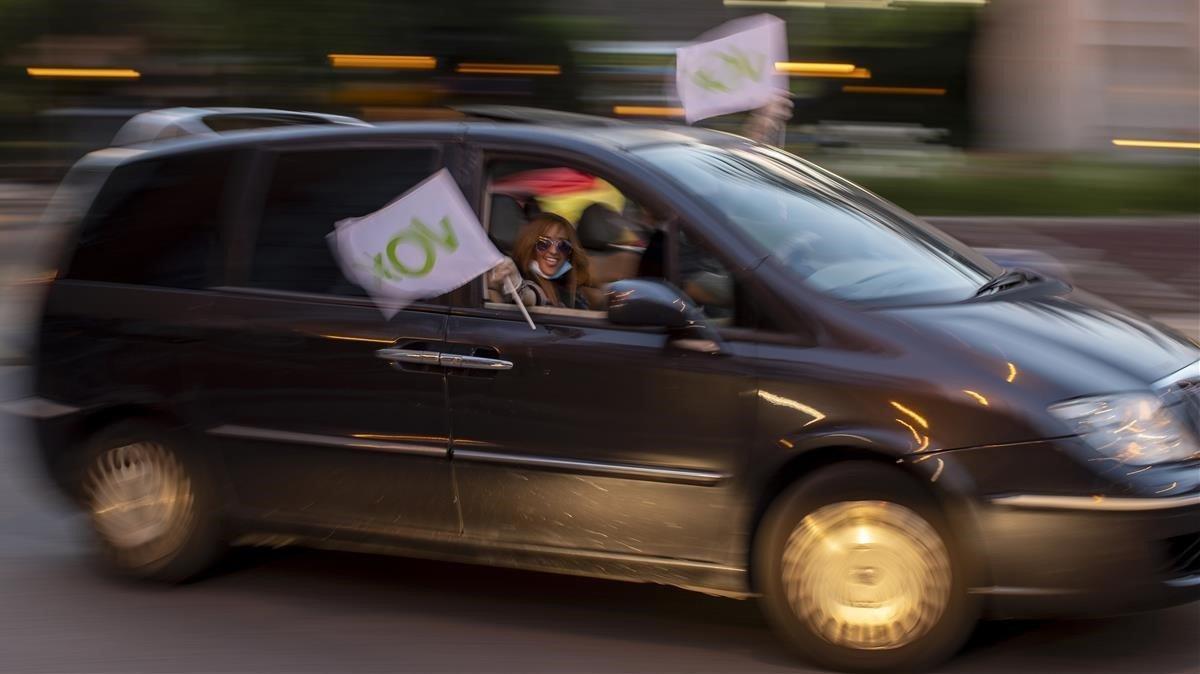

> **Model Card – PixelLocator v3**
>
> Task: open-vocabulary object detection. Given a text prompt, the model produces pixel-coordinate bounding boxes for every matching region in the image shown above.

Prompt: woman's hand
[487,256,520,291]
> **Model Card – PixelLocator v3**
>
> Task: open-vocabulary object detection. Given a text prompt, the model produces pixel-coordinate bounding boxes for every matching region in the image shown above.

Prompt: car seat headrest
[489,194,527,252]
[577,203,630,251]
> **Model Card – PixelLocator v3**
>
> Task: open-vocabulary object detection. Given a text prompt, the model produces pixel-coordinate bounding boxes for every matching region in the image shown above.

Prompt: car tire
[78,420,224,583]
[754,461,978,673]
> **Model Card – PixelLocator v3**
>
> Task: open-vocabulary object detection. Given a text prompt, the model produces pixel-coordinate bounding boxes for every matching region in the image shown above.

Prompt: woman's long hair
[512,213,591,307]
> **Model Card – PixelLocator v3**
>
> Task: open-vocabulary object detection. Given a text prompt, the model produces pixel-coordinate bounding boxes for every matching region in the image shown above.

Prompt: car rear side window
[64,151,232,288]
[247,147,438,296]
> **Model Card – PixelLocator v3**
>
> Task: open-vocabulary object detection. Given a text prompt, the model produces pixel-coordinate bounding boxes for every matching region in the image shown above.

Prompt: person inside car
[488,213,594,309]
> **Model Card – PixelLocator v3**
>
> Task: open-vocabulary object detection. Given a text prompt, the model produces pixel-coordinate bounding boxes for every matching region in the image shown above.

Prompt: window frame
[456,145,686,325]
[222,138,452,310]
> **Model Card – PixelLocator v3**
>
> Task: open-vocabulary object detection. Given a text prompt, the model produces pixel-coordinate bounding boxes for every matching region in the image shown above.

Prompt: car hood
[877,288,1199,400]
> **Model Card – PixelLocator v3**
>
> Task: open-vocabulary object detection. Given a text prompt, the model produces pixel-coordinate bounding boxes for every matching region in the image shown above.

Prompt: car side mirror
[606,279,724,353]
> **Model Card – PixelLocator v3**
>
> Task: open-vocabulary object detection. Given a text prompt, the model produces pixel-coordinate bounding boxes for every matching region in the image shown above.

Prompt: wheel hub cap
[781,500,951,651]
[84,442,192,550]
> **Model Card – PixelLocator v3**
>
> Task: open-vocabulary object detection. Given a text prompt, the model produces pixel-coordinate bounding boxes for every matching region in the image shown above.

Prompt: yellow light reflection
[842,85,946,95]
[931,457,945,482]
[328,54,437,69]
[27,67,141,79]
[319,334,393,344]
[1112,139,1200,151]
[612,105,684,117]
[1006,362,1018,383]
[962,390,989,406]
[456,63,561,76]
[895,418,930,451]
[352,433,445,442]
[758,390,826,426]
[889,401,928,429]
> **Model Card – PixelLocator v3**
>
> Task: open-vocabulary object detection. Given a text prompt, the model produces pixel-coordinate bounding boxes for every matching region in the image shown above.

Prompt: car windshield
[636,144,997,306]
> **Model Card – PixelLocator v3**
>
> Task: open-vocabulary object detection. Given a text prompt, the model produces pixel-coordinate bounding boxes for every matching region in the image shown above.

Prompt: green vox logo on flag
[690,46,766,93]
[365,216,459,281]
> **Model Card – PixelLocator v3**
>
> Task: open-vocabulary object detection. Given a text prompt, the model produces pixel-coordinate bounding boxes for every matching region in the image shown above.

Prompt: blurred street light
[26,68,140,79]
[327,54,437,70]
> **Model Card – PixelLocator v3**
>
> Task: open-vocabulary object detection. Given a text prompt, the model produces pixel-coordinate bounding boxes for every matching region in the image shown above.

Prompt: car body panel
[444,308,757,565]
[25,118,1200,618]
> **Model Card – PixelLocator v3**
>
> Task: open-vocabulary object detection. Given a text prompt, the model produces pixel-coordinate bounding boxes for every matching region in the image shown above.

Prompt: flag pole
[504,277,536,330]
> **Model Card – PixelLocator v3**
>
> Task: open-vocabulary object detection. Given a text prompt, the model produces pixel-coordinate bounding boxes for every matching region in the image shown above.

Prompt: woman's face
[534,223,571,276]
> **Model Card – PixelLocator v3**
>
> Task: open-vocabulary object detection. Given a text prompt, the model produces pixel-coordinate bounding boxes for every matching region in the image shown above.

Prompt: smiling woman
[509,213,594,309]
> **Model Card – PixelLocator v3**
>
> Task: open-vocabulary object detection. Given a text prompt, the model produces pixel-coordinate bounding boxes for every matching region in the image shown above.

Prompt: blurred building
[976,0,1200,153]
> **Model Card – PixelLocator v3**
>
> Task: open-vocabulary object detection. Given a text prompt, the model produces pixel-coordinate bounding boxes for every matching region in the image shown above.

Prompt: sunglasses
[535,236,573,257]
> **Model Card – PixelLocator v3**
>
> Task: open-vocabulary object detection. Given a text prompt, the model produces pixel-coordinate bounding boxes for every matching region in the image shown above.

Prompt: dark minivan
[19,116,1200,672]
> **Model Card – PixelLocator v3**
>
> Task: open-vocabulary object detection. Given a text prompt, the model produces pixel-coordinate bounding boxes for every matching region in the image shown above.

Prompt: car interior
[481,160,673,316]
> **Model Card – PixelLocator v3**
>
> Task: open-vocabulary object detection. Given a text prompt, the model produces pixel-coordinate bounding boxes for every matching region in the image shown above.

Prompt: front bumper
[972,492,1200,618]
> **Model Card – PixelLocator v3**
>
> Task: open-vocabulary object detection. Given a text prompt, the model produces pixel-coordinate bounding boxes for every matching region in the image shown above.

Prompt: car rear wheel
[755,461,977,673]
[80,421,223,582]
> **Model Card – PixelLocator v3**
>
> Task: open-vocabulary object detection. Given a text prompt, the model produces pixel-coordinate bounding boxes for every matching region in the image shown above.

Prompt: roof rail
[453,105,628,127]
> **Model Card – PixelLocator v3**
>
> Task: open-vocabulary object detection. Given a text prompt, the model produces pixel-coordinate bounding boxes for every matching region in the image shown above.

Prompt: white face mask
[529,259,572,281]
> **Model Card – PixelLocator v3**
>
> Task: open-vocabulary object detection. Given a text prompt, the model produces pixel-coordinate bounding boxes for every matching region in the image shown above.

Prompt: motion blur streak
[612,106,685,117]
[1112,139,1200,151]
[726,0,987,7]
[327,54,437,70]
[843,85,947,95]
[26,68,140,79]
[774,61,856,74]
[456,63,561,76]
[775,62,872,79]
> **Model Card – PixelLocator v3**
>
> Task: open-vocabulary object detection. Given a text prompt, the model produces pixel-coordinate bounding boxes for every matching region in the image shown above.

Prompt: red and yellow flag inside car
[491,167,625,224]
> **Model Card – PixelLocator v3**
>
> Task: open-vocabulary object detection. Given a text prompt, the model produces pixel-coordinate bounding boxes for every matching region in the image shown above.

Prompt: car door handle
[376,348,512,371]
[439,354,513,371]
[376,348,442,366]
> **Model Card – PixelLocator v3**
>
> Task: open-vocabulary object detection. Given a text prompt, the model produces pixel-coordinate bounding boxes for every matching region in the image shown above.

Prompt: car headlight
[1049,392,1198,465]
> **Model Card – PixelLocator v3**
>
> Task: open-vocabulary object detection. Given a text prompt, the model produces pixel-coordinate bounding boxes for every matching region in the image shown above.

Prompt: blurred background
[1,0,1197,353]
[0,3,1197,672]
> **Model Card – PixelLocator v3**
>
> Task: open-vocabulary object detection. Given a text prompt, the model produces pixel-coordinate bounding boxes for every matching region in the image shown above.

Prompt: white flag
[329,169,503,318]
[675,14,788,123]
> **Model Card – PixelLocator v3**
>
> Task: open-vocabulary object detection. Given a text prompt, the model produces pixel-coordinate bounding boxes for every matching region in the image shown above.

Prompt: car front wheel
[755,461,978,673]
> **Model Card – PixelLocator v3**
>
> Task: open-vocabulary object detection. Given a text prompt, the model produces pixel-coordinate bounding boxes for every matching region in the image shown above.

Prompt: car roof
[81,118,746,172]
[109,107,370,147]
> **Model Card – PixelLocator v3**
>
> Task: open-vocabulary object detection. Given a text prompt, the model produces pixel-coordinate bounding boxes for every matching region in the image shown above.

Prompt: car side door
[443,145,757,567]
[196,141,461,537]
